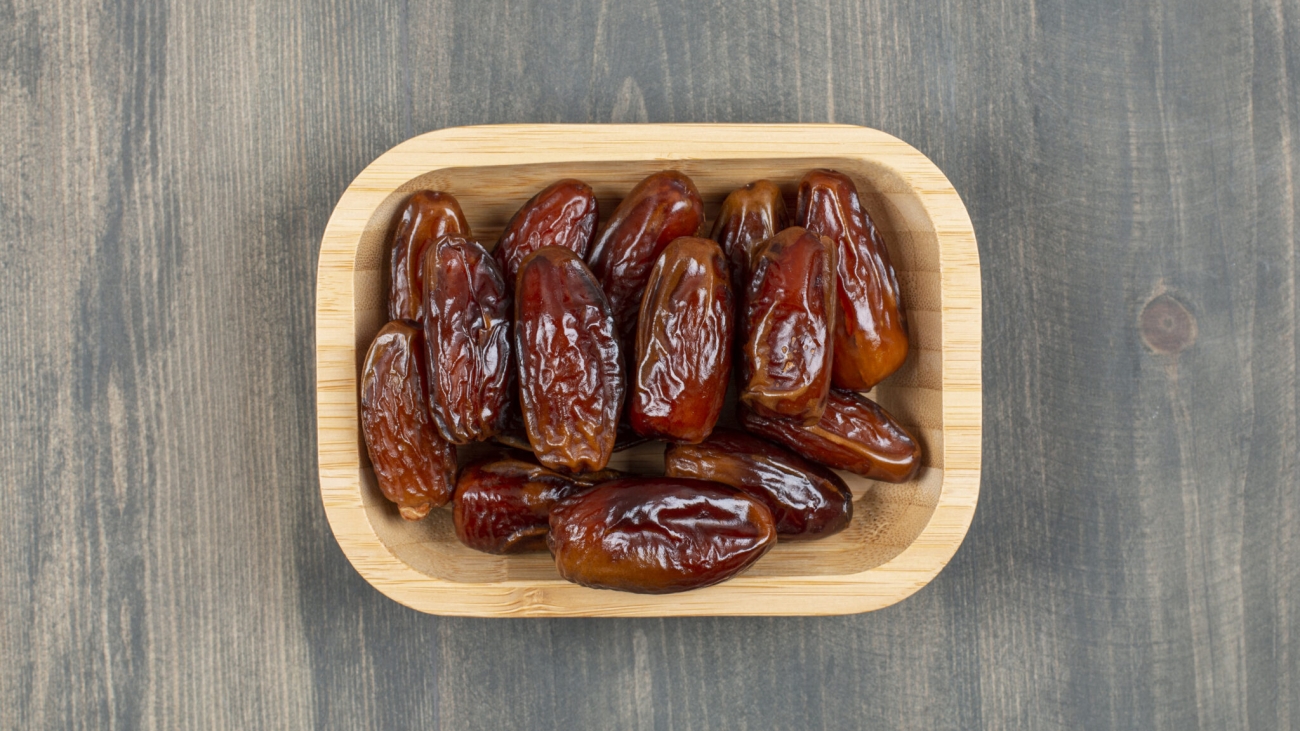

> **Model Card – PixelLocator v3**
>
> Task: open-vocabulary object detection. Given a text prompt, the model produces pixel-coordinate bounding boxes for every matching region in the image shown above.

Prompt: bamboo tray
[315,124,981,617]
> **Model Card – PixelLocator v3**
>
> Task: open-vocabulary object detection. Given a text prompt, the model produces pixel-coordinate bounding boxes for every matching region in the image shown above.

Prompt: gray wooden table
[3,1,1297,729]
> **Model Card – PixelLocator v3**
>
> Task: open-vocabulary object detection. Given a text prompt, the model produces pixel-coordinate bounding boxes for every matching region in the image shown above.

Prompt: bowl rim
[315,123,981,617]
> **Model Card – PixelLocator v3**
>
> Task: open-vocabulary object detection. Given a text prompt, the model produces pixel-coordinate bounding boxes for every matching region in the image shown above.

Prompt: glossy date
[630,236,733,443]
[388,190,471,322]
[710,180,790,301]
[664,429,852,540]
[359,320,456,519]
[453,453,619,554]
[586,171,704,343]
[740,226,837,424]
[514,247,625,473]
[797,169,908,390]
[493,417,650,454]
[423,235,512,444]
[548,478,776,594]
[739,389,921,483]
[494,179,599,289]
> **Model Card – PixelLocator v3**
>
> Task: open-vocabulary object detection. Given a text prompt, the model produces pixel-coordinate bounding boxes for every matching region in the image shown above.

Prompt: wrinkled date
[548,478,776,594]
[388,191,471,321]
[423,235,512,444]
[740,389,921,483]
[453,453,619,554]
[494,179,599,289]
[586,171,705,342]
[797,169,908,390]
[359,321,457,519]
[664,429,852,540]
[740,226,837,424]
[630,237,733,443]
[515,247,626,472]
[710,180,790,302]
[494,416,650,454]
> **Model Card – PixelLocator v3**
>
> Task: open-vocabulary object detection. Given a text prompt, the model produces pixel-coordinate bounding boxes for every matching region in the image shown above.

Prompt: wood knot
[1139,294,1196,354]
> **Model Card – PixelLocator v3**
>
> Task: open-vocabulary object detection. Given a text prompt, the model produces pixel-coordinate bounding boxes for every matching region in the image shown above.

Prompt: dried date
[630,236,733,443]
[423,235,512,444]
[548,478,776,594]
[739,389,921,483]
[514,247,625,472]
[710,180,790,302]
[739,226,837,424]
[664,429,852,539]
[453,453,619,554]
[586,171,704,343]
[494,179,599,289]
[359,320,456,519]
[797,169,908,390]
[388,191,471,321]
[493,415,649,454]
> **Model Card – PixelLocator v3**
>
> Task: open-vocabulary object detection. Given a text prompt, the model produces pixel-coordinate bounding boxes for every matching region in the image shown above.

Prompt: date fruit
[739,389,921,483]
[548,478,776,594]
[494,179,599,289]
[423,235,512,444]
[710,180,790,301]
[453,453,618,554]
[797,169,908,390]
[586,171,704,342]
[494,417,650,454]
[515,247,626,473]
[359,320,456,519]
[664,429,852,540]
[388,190,471,321]
[630,236,733,443]
[740,226,837,425]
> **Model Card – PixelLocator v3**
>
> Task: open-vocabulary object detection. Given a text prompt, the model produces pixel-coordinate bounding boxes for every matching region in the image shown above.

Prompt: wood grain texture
[0,0,1295,727]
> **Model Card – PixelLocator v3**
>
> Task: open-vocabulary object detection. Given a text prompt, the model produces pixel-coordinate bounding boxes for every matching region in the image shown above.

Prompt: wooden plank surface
[0,0,1295,728]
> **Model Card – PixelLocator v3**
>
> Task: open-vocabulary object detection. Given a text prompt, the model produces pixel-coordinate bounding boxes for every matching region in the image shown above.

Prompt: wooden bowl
[315,124,981,617]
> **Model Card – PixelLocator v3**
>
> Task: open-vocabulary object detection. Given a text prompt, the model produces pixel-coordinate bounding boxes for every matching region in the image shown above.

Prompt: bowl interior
[350,157,944,583]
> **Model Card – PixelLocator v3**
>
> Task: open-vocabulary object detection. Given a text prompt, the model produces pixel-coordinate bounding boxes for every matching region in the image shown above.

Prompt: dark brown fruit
[740,226,837,425]
[548,478,776,594]
[664,429,852,539]
[423,235,512,444]
[452,453,618,554]
[388,191,471,322]
[494,179,599,290]
[514,247,626,473]
[493,417,650,454]
[710,180,790,303]
[797,169,908,390]
[359,320,457,519]
[739,389,921,483]
[586,171,705,343]
[630,237,733,443]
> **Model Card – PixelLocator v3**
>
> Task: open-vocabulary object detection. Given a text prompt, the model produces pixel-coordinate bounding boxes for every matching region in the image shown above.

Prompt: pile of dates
[360,170,920,594]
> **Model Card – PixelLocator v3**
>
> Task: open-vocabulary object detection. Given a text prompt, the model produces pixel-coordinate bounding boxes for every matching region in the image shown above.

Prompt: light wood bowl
[315,124,981,617]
